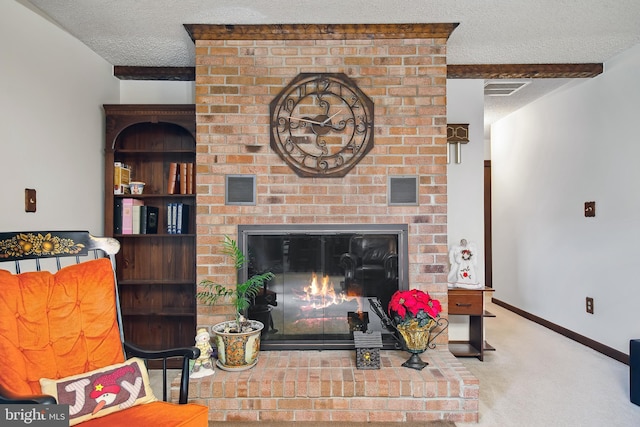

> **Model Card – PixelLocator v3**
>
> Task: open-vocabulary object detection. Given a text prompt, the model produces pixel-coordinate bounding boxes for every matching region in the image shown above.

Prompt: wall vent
[388,176,418,205]
[225,175,256,205]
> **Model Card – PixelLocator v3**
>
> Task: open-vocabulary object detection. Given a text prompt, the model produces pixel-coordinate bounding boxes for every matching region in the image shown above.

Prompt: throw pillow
[40,357,157,426]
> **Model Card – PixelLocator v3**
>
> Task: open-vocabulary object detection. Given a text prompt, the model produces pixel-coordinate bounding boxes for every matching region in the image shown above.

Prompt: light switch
[25,189,36,212]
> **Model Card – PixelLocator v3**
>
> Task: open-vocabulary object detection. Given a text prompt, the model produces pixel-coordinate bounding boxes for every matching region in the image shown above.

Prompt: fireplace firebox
[238,224,408,350]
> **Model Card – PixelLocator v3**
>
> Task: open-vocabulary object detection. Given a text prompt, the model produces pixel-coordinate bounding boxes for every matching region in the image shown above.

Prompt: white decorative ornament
[447,238,482,289]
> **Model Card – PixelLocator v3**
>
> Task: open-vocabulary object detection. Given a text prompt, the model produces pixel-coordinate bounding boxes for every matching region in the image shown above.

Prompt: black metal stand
[401,352,428,370]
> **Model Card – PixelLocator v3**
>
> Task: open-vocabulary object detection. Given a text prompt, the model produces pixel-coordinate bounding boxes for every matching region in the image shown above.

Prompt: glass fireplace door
[242,226,407,350]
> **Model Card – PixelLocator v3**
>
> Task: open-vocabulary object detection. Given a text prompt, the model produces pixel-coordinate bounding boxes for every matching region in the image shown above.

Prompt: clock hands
[289,110,343,127]
[322,109,342,125]
[288,116,324,126]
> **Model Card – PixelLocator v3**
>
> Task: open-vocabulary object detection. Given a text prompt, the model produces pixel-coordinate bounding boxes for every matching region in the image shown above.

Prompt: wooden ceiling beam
[113,66,195,81]
[448,63,603,79]
[114,63,605,82]
[184,23,459,41]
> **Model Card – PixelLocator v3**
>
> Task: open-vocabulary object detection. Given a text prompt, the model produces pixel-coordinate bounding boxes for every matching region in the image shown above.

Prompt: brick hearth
[179,349,478,423]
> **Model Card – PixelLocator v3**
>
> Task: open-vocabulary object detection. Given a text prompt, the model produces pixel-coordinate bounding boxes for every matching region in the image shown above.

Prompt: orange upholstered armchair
[0,231,208,426]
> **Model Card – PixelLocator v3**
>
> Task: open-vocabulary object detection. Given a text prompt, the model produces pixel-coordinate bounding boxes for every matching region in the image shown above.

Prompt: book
[166,203,172,234]
[164,203,192,233]
[114,162,130,194]
[167,162,178,195]
[122,198,144,235]
[175,203,182,234]
[132,205,143,234]
[180,163,188,194]
[167,202,176,234]
[114,199,123,234]
[140,206,159,234]
[146,206,159,234]
[139,206,147,234]
[186,162,194,194]
[173,203,179,234]
[176,203,190,234]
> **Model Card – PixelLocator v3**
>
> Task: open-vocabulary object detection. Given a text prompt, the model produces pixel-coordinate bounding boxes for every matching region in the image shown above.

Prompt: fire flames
[296,272,363,311]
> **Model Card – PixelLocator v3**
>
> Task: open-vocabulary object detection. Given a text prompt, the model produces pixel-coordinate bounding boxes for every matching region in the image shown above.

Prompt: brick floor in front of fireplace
[179,349,479,423]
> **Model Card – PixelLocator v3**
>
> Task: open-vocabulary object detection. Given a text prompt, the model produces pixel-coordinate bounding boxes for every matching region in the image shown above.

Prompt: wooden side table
[448,287,495,361]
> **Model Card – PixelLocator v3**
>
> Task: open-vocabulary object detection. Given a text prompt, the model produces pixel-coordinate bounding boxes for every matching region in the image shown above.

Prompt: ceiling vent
[484,81,529,96]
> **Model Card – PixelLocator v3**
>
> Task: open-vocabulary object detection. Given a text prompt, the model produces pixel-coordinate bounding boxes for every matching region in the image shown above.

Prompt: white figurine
[190,328,215,378]
[447,239,482,289]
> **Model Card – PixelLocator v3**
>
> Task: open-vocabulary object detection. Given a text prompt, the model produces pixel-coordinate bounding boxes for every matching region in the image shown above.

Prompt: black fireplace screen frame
[238,224,409,350]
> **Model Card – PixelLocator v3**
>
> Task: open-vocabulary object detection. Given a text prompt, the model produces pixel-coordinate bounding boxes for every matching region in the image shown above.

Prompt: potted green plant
[197,236,274,371]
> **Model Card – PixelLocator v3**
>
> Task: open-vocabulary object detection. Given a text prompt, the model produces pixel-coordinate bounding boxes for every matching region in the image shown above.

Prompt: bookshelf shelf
[104,104,196,367]
[121,310,196,318]
[115,149,194,154]
[118,279,195,286]
[114,234,196,239]
[114,194,194,199]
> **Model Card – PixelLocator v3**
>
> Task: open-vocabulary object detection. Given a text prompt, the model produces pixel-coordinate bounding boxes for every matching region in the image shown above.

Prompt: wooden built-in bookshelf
[103,105,196,366]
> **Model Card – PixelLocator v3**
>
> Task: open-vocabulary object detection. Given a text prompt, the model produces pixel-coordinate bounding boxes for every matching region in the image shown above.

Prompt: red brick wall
[194,36,450,340]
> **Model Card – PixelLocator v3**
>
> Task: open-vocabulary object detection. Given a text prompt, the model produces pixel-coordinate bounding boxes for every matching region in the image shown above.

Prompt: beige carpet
[456,301,640,426]
[209,422,455,427]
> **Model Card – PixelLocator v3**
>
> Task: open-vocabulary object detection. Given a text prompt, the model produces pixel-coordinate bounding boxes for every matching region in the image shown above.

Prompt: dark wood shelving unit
[103,104,196,367]
[448,287,495,361]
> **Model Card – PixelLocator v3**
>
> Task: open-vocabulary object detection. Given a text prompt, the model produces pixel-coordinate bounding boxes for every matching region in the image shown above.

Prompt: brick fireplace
[185,23,479,423]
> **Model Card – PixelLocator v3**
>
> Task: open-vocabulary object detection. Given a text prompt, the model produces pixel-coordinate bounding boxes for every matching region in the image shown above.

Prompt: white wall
[447,79,485,339]
[447,79,486,283]
[0,2,195,236]
[491,42,640,354]
[120,81,195,104]
[1,1,119,234]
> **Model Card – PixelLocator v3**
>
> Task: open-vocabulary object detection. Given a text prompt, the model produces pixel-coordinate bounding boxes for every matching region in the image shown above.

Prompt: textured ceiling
[21,0,640,67]
[18,0,640,131]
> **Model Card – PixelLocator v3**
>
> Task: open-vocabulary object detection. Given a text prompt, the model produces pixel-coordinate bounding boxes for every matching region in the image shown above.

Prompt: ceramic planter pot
[248,305,273,338]
[211,320,264,371]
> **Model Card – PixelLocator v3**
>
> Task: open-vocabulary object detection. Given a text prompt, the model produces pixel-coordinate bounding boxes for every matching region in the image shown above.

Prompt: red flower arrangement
[388,289,442,327]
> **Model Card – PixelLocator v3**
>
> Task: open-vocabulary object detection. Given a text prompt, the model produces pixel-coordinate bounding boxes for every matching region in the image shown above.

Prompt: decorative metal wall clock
[269,73,374,177]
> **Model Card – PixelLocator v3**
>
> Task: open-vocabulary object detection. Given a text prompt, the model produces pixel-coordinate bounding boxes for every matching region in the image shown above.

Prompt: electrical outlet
[586,297,594,314]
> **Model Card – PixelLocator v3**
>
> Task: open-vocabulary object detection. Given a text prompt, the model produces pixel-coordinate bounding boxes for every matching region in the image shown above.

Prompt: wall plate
[25,189,36,212]
[584,201,595,217]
